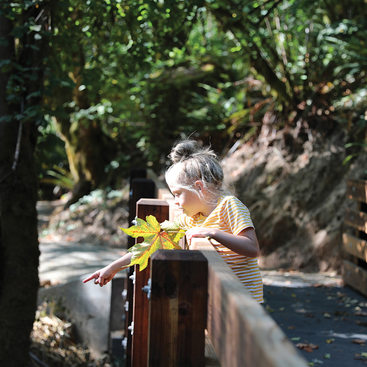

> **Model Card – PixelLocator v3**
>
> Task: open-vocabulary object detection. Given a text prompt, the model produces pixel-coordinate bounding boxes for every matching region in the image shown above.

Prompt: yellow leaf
[120,216,185,271]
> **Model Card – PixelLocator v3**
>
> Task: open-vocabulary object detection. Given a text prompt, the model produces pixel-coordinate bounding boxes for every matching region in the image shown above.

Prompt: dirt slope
[222,128,366,272]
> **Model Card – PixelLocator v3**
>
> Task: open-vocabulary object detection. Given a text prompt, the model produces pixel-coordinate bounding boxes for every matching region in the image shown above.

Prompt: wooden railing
[112,169,308,366]
[191,239,306,367]
[343,179,367,296]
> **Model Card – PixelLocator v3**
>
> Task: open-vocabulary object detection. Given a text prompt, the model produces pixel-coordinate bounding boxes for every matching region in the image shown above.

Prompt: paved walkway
[262,271,367,367]
[39,236,125,285]
[37,200,126,285]
[37,201,127,357]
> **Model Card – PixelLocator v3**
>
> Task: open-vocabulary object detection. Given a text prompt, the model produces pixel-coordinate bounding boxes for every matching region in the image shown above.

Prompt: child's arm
[186,227,260,258]
[83,252,132,287]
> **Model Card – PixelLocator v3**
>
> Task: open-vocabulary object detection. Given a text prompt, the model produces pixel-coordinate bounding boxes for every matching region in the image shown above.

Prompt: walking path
[39,237,125,285]
[37,201,127,357]
[37,200,125,285]
[262,271,367,367]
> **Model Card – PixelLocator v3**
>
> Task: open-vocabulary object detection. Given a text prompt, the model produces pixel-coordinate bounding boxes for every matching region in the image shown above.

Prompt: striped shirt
[177,195,263,303]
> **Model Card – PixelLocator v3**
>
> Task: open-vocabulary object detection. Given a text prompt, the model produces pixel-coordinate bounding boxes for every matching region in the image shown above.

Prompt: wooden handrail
[191,239,307,367]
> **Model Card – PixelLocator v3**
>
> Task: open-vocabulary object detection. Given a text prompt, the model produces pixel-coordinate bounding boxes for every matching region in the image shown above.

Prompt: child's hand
[82,265,116,287]
[186,227,217,245]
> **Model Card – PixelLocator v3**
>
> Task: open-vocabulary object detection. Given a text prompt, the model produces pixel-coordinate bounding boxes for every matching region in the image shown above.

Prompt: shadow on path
[263,272,367,366]
[39,239,125,284]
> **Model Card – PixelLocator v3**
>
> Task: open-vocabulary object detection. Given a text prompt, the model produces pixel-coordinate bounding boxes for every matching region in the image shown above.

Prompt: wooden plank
[347,179,367,203]
[191,239,308,367]
[343,233,367,262]
[343,260,367,296]
[126,176,156,367]
[131,199,169,367]
[148,250,208,367]
[344,209,367,233]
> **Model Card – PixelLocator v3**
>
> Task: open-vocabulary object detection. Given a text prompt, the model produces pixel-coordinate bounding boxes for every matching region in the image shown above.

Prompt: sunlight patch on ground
[327,332,367,341]
[262,270,343,288]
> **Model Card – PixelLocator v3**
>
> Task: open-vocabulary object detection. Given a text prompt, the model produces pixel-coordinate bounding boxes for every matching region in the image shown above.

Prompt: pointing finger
[83,274,97,283]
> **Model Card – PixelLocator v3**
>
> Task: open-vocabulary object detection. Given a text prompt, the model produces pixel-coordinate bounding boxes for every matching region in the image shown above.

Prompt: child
[84,139,263,303]
[165,140,263,303]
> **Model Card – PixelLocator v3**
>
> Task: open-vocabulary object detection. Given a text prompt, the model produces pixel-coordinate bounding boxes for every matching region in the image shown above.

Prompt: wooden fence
[110,169,308,366]
[343,179,367,296]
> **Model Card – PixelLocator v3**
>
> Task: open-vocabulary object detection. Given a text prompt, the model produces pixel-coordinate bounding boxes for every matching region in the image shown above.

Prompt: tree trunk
[55,117,117,206]
[0,121,39,367]
[52,43,117,205]
[0,5,41,366]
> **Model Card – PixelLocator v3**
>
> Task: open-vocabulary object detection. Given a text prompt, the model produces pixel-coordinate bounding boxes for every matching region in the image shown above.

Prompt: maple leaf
[120,215,185,271]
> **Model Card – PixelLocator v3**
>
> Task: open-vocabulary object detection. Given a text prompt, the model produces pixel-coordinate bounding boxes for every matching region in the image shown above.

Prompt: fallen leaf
[326,338,335,344]
[352,339,366,345]
[296,343,319,352]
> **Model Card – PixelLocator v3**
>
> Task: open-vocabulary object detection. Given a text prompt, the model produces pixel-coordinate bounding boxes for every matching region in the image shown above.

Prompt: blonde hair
[165,140,224,196]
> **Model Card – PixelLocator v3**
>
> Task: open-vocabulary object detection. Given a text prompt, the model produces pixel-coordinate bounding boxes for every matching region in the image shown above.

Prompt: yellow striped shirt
[177,195,263,303]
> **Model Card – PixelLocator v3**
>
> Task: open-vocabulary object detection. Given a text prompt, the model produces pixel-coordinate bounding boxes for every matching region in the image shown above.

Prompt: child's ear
[194,180,204,191]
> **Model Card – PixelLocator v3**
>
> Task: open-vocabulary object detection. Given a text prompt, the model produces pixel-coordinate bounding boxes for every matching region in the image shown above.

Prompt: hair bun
[169,140,201,163]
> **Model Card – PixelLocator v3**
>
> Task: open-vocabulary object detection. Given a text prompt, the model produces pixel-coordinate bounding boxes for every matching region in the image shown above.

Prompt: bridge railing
[114,169,308,366]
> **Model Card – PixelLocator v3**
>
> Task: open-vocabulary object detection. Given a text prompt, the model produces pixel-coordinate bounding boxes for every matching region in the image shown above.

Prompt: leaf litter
[30,301,111,367]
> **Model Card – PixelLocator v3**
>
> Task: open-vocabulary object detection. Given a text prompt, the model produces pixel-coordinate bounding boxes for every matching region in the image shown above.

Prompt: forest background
[0,0,366,365]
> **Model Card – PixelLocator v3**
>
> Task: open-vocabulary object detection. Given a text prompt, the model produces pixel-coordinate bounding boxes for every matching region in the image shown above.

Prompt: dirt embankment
[222,127,366,272]
[41,188,130,248]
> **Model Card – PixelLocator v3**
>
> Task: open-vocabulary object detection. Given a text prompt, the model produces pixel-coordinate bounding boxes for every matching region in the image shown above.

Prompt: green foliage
[0,1,50,119]
[7,0,363,195]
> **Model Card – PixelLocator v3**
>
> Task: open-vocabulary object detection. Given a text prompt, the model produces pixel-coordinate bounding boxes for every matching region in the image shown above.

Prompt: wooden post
[148,249,208,367]
[128,176,156,248]
[126,176,156,366]
[131,199,169,367]
[109,275,127,359]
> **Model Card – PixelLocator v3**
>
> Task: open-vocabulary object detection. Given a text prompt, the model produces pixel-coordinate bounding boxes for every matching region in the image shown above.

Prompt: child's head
[165,139,224,197]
